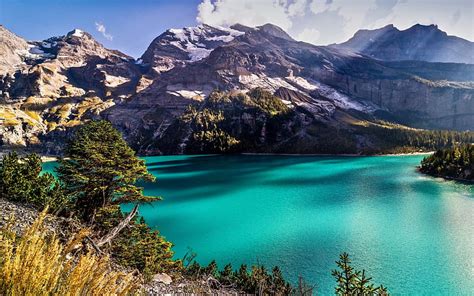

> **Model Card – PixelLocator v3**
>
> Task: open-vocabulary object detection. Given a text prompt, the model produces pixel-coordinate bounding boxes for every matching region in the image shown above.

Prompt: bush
[0,211,139,295]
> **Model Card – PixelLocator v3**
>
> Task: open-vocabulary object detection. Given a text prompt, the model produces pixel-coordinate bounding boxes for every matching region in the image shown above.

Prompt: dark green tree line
[420,144,474,181]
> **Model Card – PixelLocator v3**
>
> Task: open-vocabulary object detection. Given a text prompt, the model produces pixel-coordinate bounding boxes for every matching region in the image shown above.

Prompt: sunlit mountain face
[0,23,473,155]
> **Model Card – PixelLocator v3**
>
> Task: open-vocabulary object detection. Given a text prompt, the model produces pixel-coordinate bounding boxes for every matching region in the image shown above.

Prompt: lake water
[44,155,474,295]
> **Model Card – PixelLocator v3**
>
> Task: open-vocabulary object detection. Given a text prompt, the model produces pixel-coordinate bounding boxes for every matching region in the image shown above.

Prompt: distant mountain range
[333,24,474,64]
[0,23,473,155]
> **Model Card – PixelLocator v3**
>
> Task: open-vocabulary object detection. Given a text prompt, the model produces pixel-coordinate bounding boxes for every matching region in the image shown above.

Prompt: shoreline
[241,152,434,157]
[39,152,434,162]
[418,168,474,184]
[41,156,59,162]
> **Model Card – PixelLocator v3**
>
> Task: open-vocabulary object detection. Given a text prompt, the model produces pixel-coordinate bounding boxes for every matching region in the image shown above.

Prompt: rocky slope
[0,23,473,154]
[334,24,474,64]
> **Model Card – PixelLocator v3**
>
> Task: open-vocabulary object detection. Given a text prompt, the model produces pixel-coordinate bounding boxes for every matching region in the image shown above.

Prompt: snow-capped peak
[68,29,85,38]
[166,24,244,62]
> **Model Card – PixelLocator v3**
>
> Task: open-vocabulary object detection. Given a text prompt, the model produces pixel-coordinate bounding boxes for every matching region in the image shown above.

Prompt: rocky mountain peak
[0,25,30,75]
[140,24,245,75]
[257,23,294,41]
[404,23,445,36]
[66,28,86,38]
[334,23,473,63]
[1,23,473,153]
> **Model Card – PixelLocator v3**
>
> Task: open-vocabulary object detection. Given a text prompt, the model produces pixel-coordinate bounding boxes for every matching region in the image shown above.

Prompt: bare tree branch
[95,204,139,247]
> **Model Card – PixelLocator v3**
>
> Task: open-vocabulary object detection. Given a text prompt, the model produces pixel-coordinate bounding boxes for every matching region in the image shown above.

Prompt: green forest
[153,88,474,155]
[420,145,474,182]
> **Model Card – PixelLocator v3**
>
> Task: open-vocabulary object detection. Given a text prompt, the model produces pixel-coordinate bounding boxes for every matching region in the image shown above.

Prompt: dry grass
[23,110,42,122]
[0,108,21,127]
[46,121,58,132]
[0,211,140,295]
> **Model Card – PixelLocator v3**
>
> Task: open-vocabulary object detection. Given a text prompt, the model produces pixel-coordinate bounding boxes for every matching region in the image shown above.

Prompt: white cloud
[95,21,113,41]
[288,0,308,17]
[196,0,474,45]
[196,0,293,31]
[309,0,330,15]
[310,0,377,41]
[296,28,320,43]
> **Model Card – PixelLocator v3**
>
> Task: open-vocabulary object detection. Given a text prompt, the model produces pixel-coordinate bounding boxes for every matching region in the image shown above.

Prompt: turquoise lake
[44,155,474,295]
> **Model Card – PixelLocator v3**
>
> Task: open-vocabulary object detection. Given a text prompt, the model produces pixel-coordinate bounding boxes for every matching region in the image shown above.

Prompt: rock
[152,273,172,285]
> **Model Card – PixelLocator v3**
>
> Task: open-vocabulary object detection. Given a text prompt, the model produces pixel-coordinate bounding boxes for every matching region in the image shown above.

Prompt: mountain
[0,25,32,76]
[334,24,474,64]
[0,23,473,155]
[0,26,140,147]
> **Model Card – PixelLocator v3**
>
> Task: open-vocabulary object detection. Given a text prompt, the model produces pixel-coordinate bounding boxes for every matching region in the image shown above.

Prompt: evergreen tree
[0,152,66,213]
[56,120,158,221]
[332,252,389,295]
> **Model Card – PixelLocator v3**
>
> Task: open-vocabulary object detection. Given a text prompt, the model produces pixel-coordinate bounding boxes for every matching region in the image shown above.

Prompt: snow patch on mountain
[238,73,298,92]
[313,81,375,112]
[103,73,131,88]
[286,76,318,91]
[188,47,213,62]
[167,25,244,62]
[165,84,212,100]
[16,44,55,62]
[68,29,84,38]
[167,89,206,100]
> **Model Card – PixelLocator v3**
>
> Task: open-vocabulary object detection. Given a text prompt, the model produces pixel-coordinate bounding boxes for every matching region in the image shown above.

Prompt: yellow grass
[2,118,21,127]
[24,110,42,122]
[47,121,58,132]
[0,211,140,295]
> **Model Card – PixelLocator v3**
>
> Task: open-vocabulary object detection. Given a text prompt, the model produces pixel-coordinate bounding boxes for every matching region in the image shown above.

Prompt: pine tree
[56,120,158,221]
[0,152,66,213]
[332,252,389,295]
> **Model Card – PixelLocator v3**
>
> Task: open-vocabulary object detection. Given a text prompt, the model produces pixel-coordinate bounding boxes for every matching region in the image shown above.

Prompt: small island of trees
[420,144,474,182]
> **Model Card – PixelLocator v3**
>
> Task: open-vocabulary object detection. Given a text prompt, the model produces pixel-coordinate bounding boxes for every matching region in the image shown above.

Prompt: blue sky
[0,0,201,57]
[1,0,472,58]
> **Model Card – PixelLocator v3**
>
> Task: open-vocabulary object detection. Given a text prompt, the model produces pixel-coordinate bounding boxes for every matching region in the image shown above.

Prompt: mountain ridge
[0,23,473,154]
[334,23,474,64]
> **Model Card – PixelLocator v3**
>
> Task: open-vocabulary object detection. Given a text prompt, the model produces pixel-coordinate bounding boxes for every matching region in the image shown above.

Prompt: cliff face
[313,66,474,130]
[0,23,473,154]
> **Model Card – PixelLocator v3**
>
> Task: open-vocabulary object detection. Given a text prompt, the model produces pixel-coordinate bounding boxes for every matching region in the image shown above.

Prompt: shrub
[183,259,292,295]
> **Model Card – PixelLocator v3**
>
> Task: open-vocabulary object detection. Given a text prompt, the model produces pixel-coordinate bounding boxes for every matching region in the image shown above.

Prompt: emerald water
[44,155,474,295]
